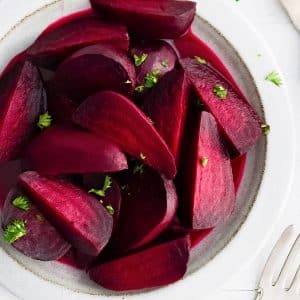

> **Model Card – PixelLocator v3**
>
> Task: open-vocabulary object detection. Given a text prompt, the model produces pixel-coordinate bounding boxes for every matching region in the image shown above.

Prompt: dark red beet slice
[109,167,178,253]
[73,91,176,179]
[0,61,46,161]
[27,16,129,69]
[24,126,128,175]
[131,40,177,89]
[178,111,235,229]
[73,249,97,270]
[46,81,77,124]
[180,58,263,156]
[19,171,113,255]
[90,0,196,39]
[54,44,135,101]
[142,69,189,165]
[89,235,190,291]
[83,174,122,231]
[2,187,70,260]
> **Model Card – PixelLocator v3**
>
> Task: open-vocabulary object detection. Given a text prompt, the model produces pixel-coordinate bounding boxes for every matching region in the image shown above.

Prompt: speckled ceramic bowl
[0,0,295,299]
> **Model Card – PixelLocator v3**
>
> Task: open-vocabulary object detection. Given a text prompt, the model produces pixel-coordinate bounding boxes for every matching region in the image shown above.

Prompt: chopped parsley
[161,59,169,67]
[133,162,144,174]
[144,70,161,88]
[201,156,208,168]
[195,56,208,65]
[265,71,282,86]
[213,85,228,100]
[135,85,145,93]
[133,53,148,67]
[4,219,26,244]
[195,97,204,108]
[88,176,112,198]
[12,195,30,211]
[261,124,270,136]
[106,205,114,215]
[37,112,52,129]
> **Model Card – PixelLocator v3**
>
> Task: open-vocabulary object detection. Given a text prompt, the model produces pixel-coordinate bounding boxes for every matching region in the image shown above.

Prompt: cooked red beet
[46,81,78,124]
[90,0,196,39]
[109,167,178,253]
[73,249,98,270]
[131,40,177,90]
[0,61,46,161]
[24,126,128,175]
[19,171,113,255]
[83,174,122,231]
[142,69,189,164]
[180,58,263,156]
[27,16,129,68]
[178,111,235,229]
[54,44,135,101]
[73,91,176,179]
[89,235,190,291]
[2,187,70,260]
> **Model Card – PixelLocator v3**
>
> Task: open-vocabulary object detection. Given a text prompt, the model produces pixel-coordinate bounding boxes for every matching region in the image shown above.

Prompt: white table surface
[0,0,299,299]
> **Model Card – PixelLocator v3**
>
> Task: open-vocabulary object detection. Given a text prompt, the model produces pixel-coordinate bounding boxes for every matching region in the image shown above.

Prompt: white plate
[0,0,295,299]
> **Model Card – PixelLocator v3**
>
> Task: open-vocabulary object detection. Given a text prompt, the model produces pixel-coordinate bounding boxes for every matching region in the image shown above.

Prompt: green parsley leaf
[106,205,114,215]
[133,162,144,174]
[140,153,146,160]
[135,85,145,93]
[37,112,52,129]
[201,156,208,168]
[133,53,148,67]
[4,219,26,244]
[161,59,169,67]
[195,56,208,65]
[261,124,270,136]
[144,70,161,88]
[265,71,282,86]
[12,195,30,211]
[213,85,228,100]
[88,176,112,198]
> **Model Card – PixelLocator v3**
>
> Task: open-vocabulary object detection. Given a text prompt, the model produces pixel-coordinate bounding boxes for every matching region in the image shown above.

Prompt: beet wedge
[180,58,263,156]
[54,44,135,101]
[142,69,189,165]
[24,126,128,175]
[73,91,176,179]
[19,171,113,255]
[131,40,177,91]
[90,0,196,39]
[89,235,190,291]
[0,61,46,161]
[46,81,78,124]
[109,166,178,253]
[2,187,71,261]
[83,174,122,231]
[178,111,235,229]
[27,16,129,69]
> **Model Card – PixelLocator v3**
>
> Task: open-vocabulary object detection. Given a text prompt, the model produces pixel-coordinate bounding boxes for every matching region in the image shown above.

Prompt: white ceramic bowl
[0,0,295,299]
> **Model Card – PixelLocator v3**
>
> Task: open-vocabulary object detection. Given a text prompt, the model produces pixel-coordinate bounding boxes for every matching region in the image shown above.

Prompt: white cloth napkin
[280,0,300,31]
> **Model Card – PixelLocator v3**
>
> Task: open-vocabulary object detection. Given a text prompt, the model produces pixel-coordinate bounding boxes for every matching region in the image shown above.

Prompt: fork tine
[277,234,300,287]
[260,226,295,286]
[289,266,300,294]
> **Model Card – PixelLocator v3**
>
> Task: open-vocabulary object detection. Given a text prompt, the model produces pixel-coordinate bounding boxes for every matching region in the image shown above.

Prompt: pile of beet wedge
[0,0,265,292]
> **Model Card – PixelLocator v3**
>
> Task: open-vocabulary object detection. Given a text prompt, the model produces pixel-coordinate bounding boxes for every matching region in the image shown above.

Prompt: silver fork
[257,226,300,299]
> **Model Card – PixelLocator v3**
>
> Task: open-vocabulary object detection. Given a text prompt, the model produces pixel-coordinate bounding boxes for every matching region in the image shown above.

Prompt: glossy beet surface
[73,91,176,179]
[180,58,263,156]
[89,235,190,291]
[178,111,235,229]
[90,0,196,39]
[54,44,135,101]
[0,61,46,161]
[2,187,70,260]
[27,16,129,68]
[109,167,178,252]
[19,171,113,255]
[142,69,189,165]
[24,126,128,175]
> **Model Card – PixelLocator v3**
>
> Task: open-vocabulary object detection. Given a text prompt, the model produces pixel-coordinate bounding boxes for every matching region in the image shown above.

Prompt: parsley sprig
[4,220,26,244]
[89,176,112,197]
[37,112,52,129]
[133,53,148,67]
[265,71,282,86]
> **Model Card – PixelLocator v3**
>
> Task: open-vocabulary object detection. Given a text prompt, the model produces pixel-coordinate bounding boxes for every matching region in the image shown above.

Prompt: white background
[0,0,299,299]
